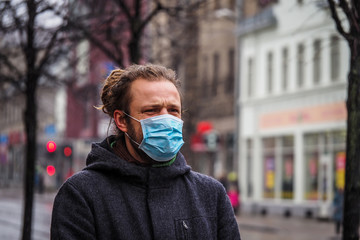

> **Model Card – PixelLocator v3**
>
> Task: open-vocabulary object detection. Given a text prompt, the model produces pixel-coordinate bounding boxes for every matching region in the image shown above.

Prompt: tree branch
[114,0,132,21]
[7,1,27,49]
[138,1,164,34]
[0,51,24,81]
[350,0,360,34]
[37,27,62,73]
[78,24,124,66]
[0,73,25,93]
[338,0,360,36]
[327,0,351,41]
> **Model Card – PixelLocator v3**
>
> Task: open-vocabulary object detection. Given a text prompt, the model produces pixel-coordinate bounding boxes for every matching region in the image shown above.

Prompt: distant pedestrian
[34,166,44,194]
[227,183,240,215]
[218,172,229,191]
[332,188,344,235]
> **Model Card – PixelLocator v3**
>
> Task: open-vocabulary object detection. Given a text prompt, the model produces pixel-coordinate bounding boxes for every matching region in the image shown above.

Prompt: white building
[236,0,349,218]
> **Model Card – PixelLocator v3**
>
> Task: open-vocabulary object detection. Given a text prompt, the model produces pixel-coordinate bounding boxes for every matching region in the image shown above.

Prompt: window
[215,0,220,9]
[212,53,219,96]
[246,139,253,198]
[259,0,278,8]
[267,52,273,93]
[297,44,305,88]
[202,1,208,17]
[76,40,90,86]
[263,137,276,198]
[330,131,346,191]
[84,96,90,128]
[229,0,236,9]
[0,105,3,125]
[225,133,235,171]
[282,48,288,90]
[262,136,294,200]
[304,133,320,200]
[202,55,209,98]
[304,131,346,201]
[330,35,340,81]
[247,58,253,98]
[281,136,294,199]
[313,40,322,85]
[226,48,235,94]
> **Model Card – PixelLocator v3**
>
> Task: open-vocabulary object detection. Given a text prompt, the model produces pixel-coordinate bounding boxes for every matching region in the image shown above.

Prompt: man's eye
[169,109,180,113]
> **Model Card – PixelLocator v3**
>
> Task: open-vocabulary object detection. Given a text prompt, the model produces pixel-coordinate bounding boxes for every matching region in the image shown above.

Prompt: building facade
[168,0,238,179]
[191,0,237,178]
[237,0,349,218]
[0,89,26,188]
[0,85,68,189]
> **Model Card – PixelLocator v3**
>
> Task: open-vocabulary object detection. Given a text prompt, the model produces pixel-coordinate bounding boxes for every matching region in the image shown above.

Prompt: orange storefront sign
[259,102,347,129]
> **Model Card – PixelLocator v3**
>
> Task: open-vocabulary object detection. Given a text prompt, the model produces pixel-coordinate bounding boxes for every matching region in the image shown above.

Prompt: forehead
[129,78,181,107]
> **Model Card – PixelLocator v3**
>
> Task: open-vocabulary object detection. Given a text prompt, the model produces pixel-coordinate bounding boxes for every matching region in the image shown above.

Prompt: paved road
[237,213,341,240]
[0,189,55,240]
[1,188,343,240]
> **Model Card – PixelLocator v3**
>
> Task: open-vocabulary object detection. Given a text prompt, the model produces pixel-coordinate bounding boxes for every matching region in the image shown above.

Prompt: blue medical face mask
[123,112,184,162]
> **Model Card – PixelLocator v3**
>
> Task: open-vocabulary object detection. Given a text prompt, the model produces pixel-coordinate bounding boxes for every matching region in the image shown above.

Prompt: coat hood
[84,137,191,187]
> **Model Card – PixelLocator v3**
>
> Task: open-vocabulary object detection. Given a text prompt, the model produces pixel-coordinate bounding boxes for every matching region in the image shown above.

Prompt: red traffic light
[46,141,57,153]
[47,165,56,176]
[63,146,72,157]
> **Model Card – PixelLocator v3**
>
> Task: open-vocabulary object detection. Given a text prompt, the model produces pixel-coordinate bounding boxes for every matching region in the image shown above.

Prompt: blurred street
[237,213,340,240]
[0,188,55,240]
[0,188,341,240]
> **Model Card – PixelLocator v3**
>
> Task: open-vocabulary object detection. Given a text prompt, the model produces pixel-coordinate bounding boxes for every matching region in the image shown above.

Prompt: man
[332,188,344,235]
[51,64,241,239]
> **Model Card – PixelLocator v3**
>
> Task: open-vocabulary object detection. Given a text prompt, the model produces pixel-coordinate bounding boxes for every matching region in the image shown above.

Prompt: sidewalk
[0,187,56,203]
[237,213,340,240]
[0,187,23,198]
[1,187,341,240]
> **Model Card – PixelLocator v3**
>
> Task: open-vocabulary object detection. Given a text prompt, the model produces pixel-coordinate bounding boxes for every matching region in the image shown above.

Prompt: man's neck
[112,136,154,165]
[123,137,150,164]
[112,136,175,167]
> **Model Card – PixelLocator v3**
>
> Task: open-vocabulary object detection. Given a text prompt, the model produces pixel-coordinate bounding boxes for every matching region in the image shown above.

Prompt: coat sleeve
[51,179,96,240]
[217,186,242,240]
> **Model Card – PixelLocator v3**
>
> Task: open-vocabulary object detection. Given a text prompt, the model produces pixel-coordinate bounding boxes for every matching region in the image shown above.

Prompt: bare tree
[327,0,360,239]
[0,1,70,239]
[67,0,205,67]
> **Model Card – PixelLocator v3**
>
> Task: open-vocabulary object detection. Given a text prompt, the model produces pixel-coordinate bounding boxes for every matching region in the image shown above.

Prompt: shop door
[318,154,332,218]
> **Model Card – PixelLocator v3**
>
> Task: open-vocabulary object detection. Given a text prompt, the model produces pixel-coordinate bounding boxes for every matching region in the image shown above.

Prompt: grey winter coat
[51,137,241,240]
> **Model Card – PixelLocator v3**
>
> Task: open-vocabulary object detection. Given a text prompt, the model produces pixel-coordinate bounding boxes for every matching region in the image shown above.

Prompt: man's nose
[159,108,169,115]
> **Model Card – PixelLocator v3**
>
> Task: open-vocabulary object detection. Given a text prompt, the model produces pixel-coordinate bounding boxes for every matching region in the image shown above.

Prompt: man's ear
[114,110,128,132]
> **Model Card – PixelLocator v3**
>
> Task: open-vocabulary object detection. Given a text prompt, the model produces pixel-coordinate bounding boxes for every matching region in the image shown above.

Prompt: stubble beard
[127,121,154,163]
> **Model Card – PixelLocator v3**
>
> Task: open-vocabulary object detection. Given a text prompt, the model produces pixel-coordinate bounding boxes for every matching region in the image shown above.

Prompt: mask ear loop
[124,132,141,146]
[122,111,140,122]
[122,111,142,146]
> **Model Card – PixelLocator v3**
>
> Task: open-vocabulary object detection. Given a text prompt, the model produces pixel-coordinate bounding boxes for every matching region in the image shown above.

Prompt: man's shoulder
[187,170,224,189]
[55,169,106,202]
[61,169,100,190]
[69,168,97,180]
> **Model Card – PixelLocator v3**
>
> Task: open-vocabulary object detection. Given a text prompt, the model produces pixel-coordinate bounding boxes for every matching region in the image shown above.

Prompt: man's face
[126,78,182,151]
[129,78,181,119]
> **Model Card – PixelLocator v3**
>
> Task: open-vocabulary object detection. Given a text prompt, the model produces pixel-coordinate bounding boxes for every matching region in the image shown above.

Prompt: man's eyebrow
[141,104,162,109]
[142,103,181,108]
[167,103,181,107]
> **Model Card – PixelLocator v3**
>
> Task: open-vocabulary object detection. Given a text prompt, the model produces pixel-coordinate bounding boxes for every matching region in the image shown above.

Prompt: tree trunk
[343,38,360,240]
[22,1,37,239]
[22,77,37,240]
[129,36,141,64]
